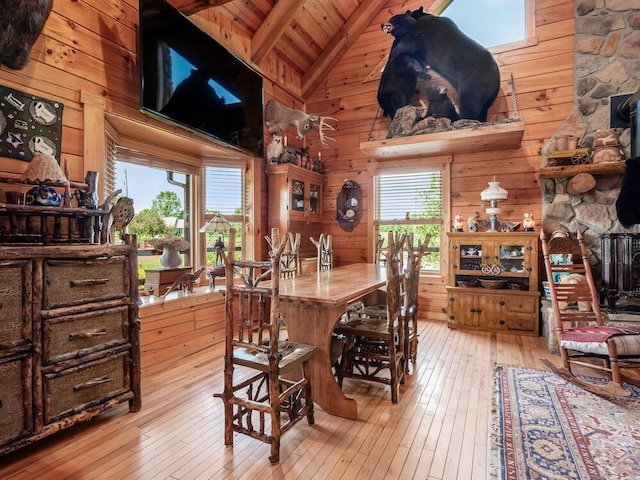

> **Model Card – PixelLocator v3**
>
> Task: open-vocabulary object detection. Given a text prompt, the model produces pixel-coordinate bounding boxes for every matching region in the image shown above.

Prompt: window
[203,164,246,264]
[374,166,447,272]
[441,0,532,50]
[104,129,195,284]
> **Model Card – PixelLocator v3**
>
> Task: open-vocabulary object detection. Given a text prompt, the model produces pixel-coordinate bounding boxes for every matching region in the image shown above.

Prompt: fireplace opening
[601,233,640,313]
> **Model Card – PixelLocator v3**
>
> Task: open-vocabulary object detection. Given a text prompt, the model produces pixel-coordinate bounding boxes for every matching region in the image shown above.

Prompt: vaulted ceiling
[167,0,449,99]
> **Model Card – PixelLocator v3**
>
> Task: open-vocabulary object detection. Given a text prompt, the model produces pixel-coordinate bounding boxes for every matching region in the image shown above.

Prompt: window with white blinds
[374,171,443,223]
[374,168,444,272]
[203,164,246,262]
[204,166,245,216]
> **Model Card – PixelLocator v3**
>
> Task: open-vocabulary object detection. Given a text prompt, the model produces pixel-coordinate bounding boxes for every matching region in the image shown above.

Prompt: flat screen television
[139,0,264,156]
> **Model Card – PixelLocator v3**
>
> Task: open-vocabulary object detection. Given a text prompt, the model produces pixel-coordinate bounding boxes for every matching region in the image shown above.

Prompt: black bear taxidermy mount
[425,85,460,122]
[0,0,53,70]
[380,9,500,122]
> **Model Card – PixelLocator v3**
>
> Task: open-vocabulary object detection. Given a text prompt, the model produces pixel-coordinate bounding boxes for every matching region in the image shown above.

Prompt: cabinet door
[0,354,33,446]
[451,240,485,274]
[308,182,321,216]
[448,292,479,327]
[0,260,32,349]
[497,241,530,277]
[290,178,306,214]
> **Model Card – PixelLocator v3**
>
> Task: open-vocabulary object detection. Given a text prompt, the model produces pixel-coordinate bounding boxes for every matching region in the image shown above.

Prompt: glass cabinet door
[498,243,526,274]
[456,242,484,273]
[309,184,321,214]
[291,179,305,212]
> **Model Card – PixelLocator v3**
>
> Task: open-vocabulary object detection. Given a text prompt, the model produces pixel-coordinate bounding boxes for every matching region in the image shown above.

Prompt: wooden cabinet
[267,164,323,258]
[0,236,140,456]
[446,232,540,335]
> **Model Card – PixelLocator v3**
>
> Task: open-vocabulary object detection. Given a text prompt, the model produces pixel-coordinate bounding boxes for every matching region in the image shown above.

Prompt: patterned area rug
[491,364,640,479]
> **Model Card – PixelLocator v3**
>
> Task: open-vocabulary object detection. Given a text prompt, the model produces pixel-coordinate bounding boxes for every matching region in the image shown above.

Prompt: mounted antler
[265,100,337,148]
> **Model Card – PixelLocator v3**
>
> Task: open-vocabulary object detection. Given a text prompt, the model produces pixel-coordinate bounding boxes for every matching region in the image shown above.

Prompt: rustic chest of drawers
[0,236,140,455]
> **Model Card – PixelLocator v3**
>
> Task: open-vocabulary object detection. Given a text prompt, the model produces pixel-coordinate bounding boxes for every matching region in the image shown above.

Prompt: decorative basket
[456,279,478,288]
[479,278,505,289]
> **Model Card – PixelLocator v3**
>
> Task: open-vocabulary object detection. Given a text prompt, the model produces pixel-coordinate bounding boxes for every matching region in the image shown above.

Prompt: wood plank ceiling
[167,0,446,100]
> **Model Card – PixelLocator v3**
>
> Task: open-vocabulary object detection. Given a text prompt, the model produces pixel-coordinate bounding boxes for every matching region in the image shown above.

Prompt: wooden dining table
[278,262,386,419]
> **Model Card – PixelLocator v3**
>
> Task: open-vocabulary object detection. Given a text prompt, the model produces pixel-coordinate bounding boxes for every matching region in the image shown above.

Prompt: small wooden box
[144,266,192,296]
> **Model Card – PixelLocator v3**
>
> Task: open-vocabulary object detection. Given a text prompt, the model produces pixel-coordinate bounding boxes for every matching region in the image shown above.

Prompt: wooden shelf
[360,120,525,159]
[538,162,626,179]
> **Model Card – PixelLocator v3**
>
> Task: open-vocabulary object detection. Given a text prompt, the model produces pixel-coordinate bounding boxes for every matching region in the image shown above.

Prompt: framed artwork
[0,84,63,163]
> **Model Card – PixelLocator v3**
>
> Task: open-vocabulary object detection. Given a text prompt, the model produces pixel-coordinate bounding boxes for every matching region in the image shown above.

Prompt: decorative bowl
[456,279,478,288]
[479,278,505,289]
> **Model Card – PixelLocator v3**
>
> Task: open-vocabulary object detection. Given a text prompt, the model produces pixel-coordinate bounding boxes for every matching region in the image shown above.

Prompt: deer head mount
[265,100,337,148]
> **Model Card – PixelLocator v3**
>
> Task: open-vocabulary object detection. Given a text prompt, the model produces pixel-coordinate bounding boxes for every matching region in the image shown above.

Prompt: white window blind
[204,166,245,216]
[374,171,443,223]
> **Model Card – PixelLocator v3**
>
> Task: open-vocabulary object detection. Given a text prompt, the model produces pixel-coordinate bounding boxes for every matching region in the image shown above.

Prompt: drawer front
[43,257,128,309]
[0,260,32,347]
[43,306,129,364]
[43,352,130,423]
[0,355,32,444]
[503,295,537,314]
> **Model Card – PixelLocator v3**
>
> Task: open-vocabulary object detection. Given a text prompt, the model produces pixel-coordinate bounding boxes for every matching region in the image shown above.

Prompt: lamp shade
[199,213,231,233]
[21,154,69,185]
[480,179,508,202]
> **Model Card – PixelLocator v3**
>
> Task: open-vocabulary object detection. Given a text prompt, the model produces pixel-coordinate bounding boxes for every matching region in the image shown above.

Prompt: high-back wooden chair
[311,233,332,271]
[403,233,431,374]
[214,228,319,463]
[266,231,300,279]
[335,231,406,403]
[540,230,640,397]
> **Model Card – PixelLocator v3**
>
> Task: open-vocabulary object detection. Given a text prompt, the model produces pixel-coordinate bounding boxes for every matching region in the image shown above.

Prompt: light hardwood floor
[0,319,561,480]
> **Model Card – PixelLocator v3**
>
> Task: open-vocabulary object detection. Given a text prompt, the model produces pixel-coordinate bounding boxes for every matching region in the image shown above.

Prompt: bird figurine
[107,196,135,243]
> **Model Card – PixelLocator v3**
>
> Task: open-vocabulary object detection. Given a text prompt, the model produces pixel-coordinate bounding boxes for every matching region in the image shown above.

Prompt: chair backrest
[540,230,604,332]
[375,235,386,266]
[266,231,300,278]
[385,231,407,329]
[310,233,332,271]
[224,228,287,366]
[404,234,431,311]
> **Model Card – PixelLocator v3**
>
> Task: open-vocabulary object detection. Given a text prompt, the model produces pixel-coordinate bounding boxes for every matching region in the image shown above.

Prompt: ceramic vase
[160,246,183,268]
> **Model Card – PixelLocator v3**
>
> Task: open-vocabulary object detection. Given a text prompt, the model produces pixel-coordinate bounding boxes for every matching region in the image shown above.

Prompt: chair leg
[303,361,315,425]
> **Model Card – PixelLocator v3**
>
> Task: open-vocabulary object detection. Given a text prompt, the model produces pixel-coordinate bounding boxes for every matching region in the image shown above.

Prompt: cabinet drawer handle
[73,375,111,392]
[70,278,109,287]
[500,301,506,306]
[476,309,482,313]
[470,308,476,313]
[499,320,506,325]
[69,328,108,340]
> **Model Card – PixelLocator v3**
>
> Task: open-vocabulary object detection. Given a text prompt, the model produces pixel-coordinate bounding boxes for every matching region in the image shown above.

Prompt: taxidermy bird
[107,196,135,243]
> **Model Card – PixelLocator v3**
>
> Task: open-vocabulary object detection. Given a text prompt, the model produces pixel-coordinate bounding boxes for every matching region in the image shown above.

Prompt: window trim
[370,158,451,277]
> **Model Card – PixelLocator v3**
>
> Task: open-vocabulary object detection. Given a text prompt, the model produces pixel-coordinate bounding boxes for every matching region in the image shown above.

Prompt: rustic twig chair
[402,234,431,374]
[266,231,300,279]
[335,231,406,403]
[214,228,319,463]
[540,230,640,397]
[310,233,333,271]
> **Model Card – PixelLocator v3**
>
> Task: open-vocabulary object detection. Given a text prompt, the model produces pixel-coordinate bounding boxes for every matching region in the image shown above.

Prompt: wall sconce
[480,177,508,232]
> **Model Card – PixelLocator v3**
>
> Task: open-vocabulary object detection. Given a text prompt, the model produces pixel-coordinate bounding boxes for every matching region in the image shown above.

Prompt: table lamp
[480,177,508,232]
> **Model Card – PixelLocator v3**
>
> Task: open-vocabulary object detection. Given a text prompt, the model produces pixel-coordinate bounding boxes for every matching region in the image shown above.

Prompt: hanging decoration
[336,179,362,232]
[0,84,63,163]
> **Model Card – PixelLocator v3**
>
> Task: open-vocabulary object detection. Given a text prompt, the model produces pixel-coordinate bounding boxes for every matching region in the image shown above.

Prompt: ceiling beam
[301,0,388,99]
[169,1,234,17]
[251,0,307,65]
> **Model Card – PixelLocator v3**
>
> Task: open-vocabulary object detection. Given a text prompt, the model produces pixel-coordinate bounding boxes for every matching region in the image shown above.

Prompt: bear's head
[381,13,417,38]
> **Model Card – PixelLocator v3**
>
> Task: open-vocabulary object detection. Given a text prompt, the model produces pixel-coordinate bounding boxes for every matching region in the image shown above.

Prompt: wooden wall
[306,0,575,320]
[0,0,575,360]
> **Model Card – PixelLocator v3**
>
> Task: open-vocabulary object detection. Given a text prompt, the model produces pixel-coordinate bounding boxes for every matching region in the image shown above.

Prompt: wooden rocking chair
[214,228,318,463]
[540,230,640,397]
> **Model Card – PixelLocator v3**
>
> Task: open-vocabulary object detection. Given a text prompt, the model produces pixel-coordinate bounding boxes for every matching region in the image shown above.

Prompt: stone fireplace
[540,0,640,274]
